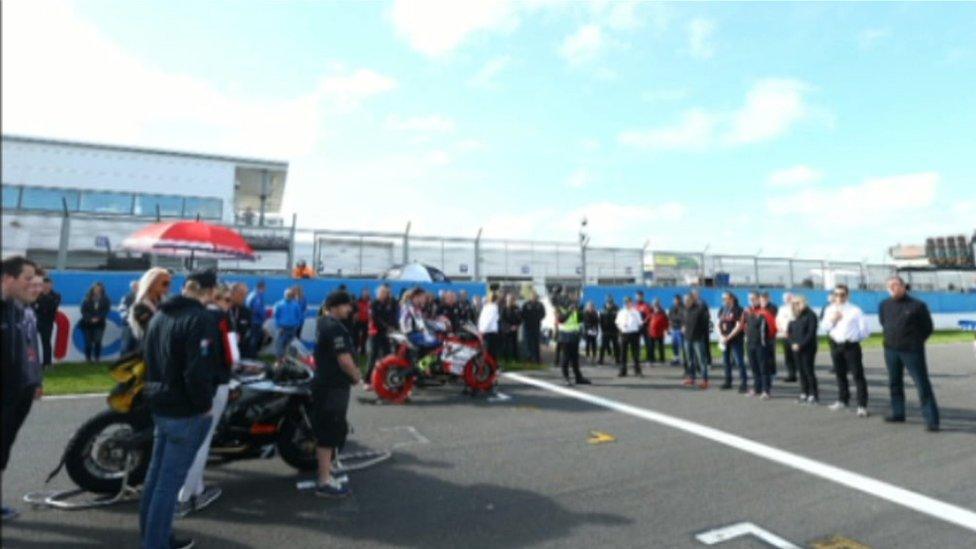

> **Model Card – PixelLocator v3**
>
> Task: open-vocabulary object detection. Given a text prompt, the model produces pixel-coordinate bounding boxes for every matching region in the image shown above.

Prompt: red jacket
[356,298,370,323]
[649,310,669,339]
[636,301,653,327]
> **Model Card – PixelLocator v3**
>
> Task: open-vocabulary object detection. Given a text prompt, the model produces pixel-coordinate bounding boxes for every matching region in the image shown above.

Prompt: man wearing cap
[312,290,361,498]
[140,270,220,549]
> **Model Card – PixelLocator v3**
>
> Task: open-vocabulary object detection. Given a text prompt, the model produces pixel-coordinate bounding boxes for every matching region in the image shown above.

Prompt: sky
[3,0,975,261]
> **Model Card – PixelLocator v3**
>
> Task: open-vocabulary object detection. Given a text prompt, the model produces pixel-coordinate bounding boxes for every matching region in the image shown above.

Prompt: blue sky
[3,1,974,260]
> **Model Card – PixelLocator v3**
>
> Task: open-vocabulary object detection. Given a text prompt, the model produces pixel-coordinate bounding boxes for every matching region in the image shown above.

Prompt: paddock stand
[23,454,142,511]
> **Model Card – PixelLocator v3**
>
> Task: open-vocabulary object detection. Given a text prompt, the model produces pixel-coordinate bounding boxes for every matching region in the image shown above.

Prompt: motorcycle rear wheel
[371,355,416,404]
[64,409,152,494]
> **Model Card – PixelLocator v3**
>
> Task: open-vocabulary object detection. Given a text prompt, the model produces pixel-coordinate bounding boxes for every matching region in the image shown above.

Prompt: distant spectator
[635,291,653,362]
[33,275,61,367]
[520,291,546,364]
[478,292,501,361]
[499,294,522,361]
[879,276,940,431]
[366,285,398,386]
[744,292,776,399]
[292,259,315,279]
[437,291,462,333]
[458,290,475,324]
[353,289,371,355]
[668,295,687,368]
[245,280,267,356]
[1,256,39,521]
[118,280,139,354]
[582,301,600,363]
[823,284,870,417]
[682,293,711,389]
[776,292,797,382]
[227,282,253,358]
[293,285,309,338]
[80,282,111,363]
[717,292,747,392]
[648,299,669,363]
[128,268,173,353]
[788,294,820,404]
[598,296,620,365]
[554,289,590,385]
[273,288,304,361]
[616,297,643,377]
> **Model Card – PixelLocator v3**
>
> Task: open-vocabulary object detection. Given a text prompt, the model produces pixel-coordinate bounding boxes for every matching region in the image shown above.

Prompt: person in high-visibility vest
[554,289,591,386]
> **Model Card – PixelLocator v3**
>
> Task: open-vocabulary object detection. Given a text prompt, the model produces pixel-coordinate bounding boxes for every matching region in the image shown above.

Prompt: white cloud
[455,139,488,152]
[767,172,940,226]
[389,0,519,57]
[566,169,591,189]
[1,1,395,160]
[687,18,715,59]
[767,165,823,188]
[579,138,601,152]
[858,28,890,49]
[642,88,690,102]
[470,56,512,89]
[386,114,456,133]
[619,78,814,151]
[560,24,605,65]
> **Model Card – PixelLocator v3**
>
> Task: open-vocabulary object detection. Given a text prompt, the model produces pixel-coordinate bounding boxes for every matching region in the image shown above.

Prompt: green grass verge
[40,330,974,396]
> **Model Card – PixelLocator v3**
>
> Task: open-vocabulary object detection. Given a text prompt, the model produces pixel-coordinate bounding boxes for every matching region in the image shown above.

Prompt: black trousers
[781,340,797,379]
[485,333,502,363]
[82,325,105,362]
[641,332,654,361]
[366,334,391,382]
[648,336,665,362]
[504,331,519,361]
[584,335,597,360]
[352,321,369,356]
[795,347,818,400]
[1,385,36,471]
[524,329,541,363]
[38,323,54,366]
[831,342,867,407]
[560,335,584,381]
[619,333,641,374]
[598,332,620,364]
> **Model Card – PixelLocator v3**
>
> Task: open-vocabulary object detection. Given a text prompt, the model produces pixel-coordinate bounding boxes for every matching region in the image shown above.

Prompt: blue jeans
[747,345,774,393]
[723,339,747,388]
[275,326,299,359]
[670,330,687,365]
[884,349,940,427]
[685,338,710,381]
[248,323,265,358]
[140,413,212,549]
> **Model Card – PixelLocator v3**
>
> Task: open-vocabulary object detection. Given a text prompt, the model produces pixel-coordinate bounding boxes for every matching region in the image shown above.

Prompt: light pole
[700,243,711,284]
[579,217,589,289]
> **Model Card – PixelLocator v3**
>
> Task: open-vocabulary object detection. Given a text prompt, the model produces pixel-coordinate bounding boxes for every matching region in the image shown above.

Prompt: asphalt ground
[2,343,975,548]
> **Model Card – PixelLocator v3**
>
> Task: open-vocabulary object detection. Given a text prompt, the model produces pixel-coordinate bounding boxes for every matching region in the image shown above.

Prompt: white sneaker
[760,392,771,401]
[796,393,807,403]
[856,407,869,418]
[806,395,817,405]
[828,401,847,411]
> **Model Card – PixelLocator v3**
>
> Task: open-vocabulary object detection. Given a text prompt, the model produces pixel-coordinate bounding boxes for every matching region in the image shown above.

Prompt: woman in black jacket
[80,282,111,362]
[788,294,819,404]
[582,302,600,362]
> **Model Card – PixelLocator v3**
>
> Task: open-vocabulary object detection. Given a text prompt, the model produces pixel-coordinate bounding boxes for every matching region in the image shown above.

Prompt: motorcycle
[370,319,498,404]
[54,340,319,495]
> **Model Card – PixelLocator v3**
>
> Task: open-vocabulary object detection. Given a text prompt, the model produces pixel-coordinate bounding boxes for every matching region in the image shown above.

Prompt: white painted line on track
[42,393,104,401]
[504,372,976,535]
[696,522,801,548]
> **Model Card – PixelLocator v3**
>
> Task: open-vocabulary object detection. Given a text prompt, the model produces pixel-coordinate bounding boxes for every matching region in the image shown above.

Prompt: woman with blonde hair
[788,294,820,405]
[478,292,501,361]
[128,268,173,346]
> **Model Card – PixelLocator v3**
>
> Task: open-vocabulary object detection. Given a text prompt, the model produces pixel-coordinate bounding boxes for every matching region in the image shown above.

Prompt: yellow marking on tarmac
[810,535,872,549]
[587,431,616,444]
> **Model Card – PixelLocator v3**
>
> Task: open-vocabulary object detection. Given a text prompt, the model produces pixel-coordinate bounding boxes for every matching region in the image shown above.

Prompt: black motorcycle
[56,342,319,495]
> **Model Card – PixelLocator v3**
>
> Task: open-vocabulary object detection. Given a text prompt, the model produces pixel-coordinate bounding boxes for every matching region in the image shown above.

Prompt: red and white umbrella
[122,220,256,260]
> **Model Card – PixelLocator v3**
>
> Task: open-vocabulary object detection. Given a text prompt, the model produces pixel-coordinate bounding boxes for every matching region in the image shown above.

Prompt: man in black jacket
[598,296,620,365]
[1,256,38,521]
[33,276,61,367]
[879,276,940,431]
[139,270,219,549]
[228,282,253,358]
[520,291,546,364]
[366,284,398,385]
[682,293,711,388]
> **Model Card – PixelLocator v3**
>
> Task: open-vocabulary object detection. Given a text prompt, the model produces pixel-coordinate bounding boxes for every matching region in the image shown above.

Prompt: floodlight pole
[56,197,70,271]
[474,227,483,281]
[287,213,297,272]
[402,221,411,264]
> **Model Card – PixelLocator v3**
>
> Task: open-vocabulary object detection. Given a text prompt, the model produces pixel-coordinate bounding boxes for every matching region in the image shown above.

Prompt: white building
[1,135,288,268]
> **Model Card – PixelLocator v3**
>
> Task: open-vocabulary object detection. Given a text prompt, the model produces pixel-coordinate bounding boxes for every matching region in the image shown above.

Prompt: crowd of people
[1,254,947,544]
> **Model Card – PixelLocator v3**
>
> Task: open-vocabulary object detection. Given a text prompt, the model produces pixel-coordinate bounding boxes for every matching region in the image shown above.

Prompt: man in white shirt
[615,297,643,377]
[775,293,797,383]
[822,284,870,417]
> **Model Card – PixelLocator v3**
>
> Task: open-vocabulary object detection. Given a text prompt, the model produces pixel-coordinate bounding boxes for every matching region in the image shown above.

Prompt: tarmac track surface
[2,343,975,548]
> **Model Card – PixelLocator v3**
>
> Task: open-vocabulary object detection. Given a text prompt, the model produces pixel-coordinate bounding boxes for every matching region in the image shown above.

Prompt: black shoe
[171,538,195,549]
[617,371,627,377]
[926,424,940,432]
[635,371,644,378]
[720,382,732,390]
[884,415,906,423]
[576,378,592,385]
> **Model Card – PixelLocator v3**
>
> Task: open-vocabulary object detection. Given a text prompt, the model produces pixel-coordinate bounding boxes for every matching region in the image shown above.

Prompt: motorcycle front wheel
[64,409,153,494]
[371,355,416,404]
[277,407,319,472]
[463,352,499,392]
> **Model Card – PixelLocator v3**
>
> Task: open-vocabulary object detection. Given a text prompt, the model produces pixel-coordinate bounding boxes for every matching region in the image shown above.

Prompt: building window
[134,194,183,217]
[183,196,222,219]
[2,184,21,209]
[20,187,80,211]
[80,191,134,214]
